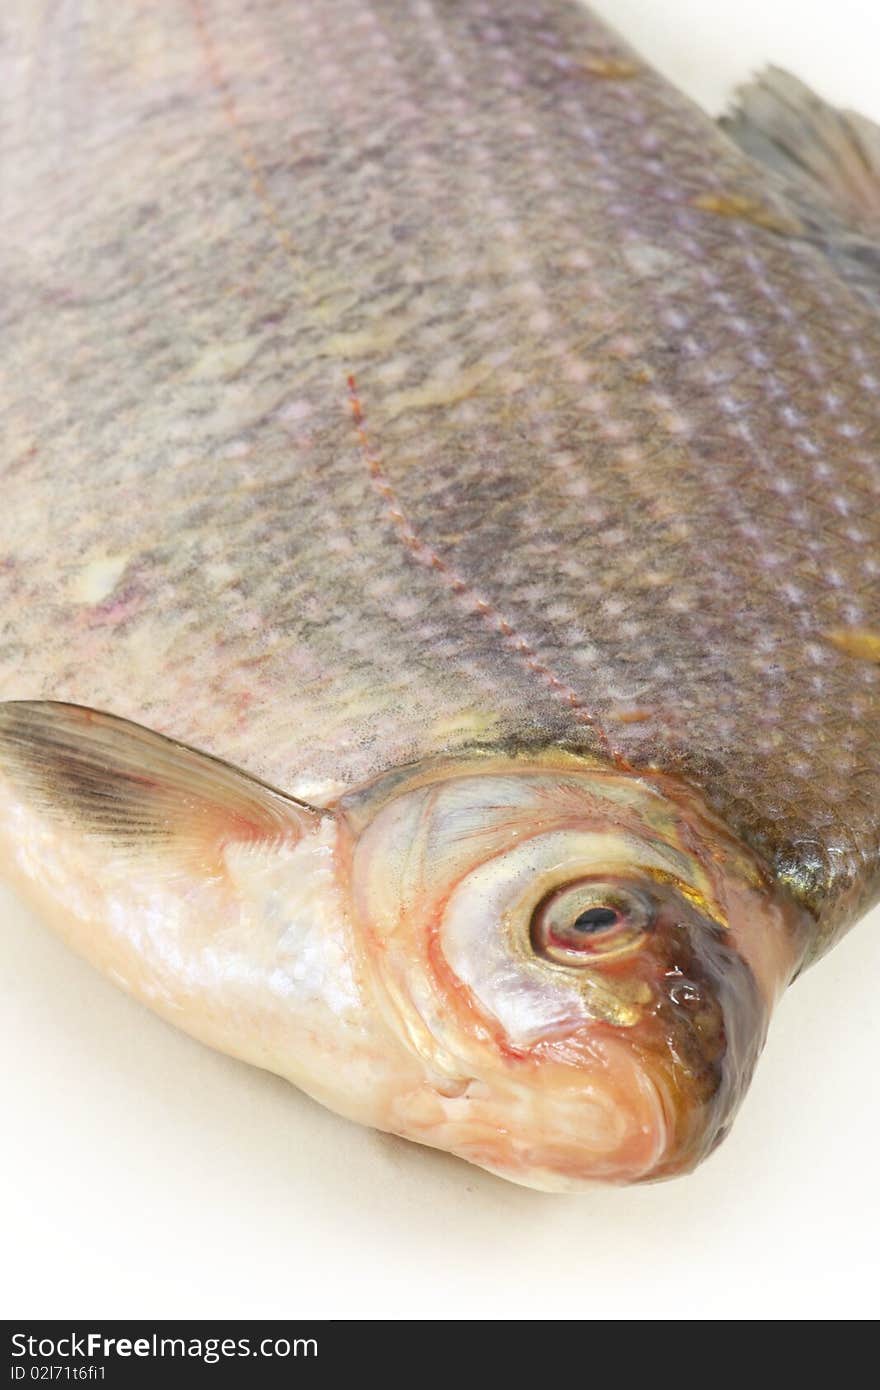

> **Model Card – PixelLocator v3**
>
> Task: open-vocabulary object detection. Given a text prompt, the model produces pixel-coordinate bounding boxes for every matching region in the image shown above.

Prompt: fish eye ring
[529,879,655,966]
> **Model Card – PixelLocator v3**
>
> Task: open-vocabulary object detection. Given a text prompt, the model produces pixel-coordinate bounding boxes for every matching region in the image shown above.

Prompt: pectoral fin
[722,68,880,312]
[0,702,348,1088]
[0,700,321,874]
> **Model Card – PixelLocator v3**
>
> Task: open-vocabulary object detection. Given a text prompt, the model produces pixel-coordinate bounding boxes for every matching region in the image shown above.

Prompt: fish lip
[482,923,771,1189]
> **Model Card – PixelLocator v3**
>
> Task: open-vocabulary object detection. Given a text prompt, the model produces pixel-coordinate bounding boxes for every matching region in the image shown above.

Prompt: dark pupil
[572,906,620,933]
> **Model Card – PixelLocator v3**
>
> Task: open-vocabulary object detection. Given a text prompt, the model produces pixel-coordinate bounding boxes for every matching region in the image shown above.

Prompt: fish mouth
[387,1035,678,1192]
[380,924,770,1191]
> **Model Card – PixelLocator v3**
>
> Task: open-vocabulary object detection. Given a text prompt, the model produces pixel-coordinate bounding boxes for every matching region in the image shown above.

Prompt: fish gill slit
[346,375,618,761]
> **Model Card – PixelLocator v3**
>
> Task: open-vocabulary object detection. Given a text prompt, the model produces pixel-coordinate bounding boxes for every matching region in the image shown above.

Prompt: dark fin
[721,68,880,312]
[0,701,321,870]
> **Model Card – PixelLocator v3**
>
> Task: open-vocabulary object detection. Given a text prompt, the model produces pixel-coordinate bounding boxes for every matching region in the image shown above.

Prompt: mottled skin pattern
[1,0,879,958]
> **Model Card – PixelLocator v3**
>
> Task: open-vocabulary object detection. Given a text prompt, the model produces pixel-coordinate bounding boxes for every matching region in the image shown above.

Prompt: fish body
[1,0,879,1188]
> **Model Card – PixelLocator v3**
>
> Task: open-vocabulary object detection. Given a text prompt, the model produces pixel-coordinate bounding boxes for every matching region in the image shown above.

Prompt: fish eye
[530,879,655,966]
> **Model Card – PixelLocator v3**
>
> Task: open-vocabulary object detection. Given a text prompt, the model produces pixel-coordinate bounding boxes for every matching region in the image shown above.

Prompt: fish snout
[621,913,771,1180]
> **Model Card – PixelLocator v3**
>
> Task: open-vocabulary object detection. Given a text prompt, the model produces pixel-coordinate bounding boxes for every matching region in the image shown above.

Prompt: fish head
[342,755,806,1190]
[0,704,807,1192]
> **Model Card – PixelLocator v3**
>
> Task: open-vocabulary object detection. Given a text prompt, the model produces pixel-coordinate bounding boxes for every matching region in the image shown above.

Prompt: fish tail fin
[721,67,880,311]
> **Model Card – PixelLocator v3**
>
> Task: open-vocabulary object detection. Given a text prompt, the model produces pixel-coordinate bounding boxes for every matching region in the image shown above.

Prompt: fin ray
[0,701,321,865]
[721,67,880,313]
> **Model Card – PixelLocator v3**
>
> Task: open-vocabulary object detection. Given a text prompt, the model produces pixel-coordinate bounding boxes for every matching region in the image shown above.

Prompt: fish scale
[2,0,880,1185]
[1,0,879,946]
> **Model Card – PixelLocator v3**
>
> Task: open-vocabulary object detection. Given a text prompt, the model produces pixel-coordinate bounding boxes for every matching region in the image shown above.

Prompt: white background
[3,0,880,1322]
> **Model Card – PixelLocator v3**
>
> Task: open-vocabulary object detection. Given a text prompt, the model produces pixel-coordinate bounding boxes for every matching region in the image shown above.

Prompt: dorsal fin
[721,68,880,313]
